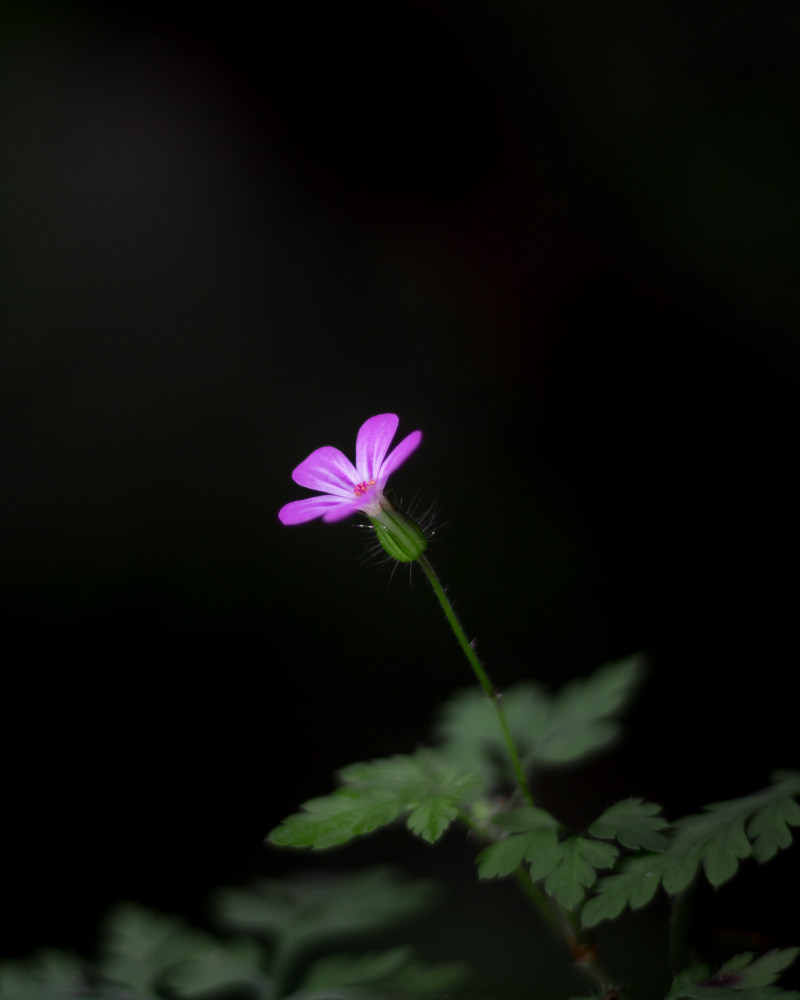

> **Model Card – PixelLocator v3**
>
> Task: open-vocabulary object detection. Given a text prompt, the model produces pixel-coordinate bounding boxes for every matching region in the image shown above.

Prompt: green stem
[417,553,534,807]
[417,554,624,992]
[669,879,696,972]
[457,811,618,991]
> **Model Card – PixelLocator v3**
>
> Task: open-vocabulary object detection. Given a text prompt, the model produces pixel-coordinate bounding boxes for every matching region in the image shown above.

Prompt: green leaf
[477,807,561,878]
[665,964,713,1000]
[0,933,266,1000]
[671,773,800,890]
[435,682,549,780]
[300,946,465,996]
[268,751,480,850]
[406,799,458,841]
[667,948,800,1000]
[588,798,670,851]
[721,948,799,988]
[530,656,643,765]
[530,836,618,909]
[581,853,668,927]
[492,806,562,833]
[436,655,644,781]
[99,904,208,996]
[0,951,86,1000]
[214,867,438,976]
[268,788,401,850]
[476,807,617,906]
[748,793,800,863]
[301,946,413,988]
[164,939,269,998]
[583,773,800,928]
[477,827,559,879]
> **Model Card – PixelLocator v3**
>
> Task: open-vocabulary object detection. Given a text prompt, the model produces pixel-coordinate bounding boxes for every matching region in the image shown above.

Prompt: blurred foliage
[0,868,467,1000]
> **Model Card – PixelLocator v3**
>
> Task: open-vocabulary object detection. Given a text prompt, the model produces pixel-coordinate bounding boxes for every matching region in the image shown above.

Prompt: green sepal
[368,506,427,562]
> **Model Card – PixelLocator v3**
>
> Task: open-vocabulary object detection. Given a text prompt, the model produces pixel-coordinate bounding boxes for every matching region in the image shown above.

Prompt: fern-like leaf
[476,808,560,878]
[268,750,480,850]
[477,808,617,908]
[588,798,670,851]
[665,948,800,1000]
[582,773,800,928]
[300,945,465,995]
[529,835,618,909]
[0,951,86,1000]
[436,655,644,781]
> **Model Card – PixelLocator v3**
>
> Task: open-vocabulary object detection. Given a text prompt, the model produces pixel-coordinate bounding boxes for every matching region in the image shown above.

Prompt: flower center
[353,479,376,498]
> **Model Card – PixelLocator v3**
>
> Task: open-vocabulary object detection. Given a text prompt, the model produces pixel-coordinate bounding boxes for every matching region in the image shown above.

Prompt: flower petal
[322,500,360,523]
[292,446,359,497]
[355,413,399,481]
[279,495,352,525]
[378,430,422,484]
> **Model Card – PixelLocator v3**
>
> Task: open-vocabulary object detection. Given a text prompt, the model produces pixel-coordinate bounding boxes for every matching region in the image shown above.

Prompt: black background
[2,1,798,995]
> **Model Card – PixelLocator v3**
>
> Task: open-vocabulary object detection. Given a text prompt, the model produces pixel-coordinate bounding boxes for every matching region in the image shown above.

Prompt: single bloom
[278,413,422,525]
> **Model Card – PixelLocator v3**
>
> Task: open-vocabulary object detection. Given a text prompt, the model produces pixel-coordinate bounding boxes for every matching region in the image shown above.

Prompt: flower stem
[669,879,696,972]
[417,553,534,807]
[457,810,618,993]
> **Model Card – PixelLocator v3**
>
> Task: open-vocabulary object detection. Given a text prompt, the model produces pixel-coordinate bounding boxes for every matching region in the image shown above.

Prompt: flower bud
[368,506,428,562]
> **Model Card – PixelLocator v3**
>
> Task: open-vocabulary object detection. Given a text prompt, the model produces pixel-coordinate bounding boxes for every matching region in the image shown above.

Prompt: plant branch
[417,553,534,807]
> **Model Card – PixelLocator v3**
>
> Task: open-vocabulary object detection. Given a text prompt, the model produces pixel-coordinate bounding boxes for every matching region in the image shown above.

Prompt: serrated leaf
[300,945,465,995]
[301,946,413,988]
[721,948,800,988]
[527,836,618,909]
[671,773,800,889]
[581,854,668,927]
[268,751,480,851]
[214,866,438,982]
[666,963,713,1000]
[478,808,617,909]
[532,656,643,765]
[492,806,561,832]
[583,773,800,928]
[667,948,800,1000]
[435,682,550,779]
[269,789,401,850]
[99,904,207,996]
[436,655,644,782]
[477,827,559,879]
[406,800,459,842]
[748,796,800,862]
[588,798,670,851]
[164,939,269,998]
[476,806,561,878]
[0,951,86,1000]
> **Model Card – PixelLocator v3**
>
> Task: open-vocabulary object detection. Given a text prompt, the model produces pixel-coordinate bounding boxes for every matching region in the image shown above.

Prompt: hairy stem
[457,810,619,993]
[417,553,534,806]
[669,879,696,972]
[417,555,622,990]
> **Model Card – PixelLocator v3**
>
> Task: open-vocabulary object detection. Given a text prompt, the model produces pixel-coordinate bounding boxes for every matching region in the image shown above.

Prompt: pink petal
[322,500,360,522]
[292,446,359,498]
[279,495,352,525]
[355,414,399,481]
[378,430,422,483]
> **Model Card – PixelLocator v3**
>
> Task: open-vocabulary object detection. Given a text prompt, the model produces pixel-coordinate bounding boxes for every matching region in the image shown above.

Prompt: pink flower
[278,413,422,525]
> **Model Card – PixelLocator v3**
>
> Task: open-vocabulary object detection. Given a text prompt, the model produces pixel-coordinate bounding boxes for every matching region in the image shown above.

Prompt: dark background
[2,0,798,994]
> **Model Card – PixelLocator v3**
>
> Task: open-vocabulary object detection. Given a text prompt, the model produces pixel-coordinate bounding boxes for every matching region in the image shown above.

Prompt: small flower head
[278,413,422,526]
